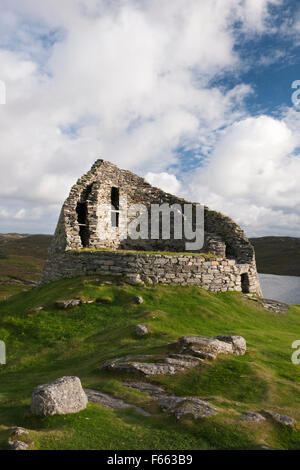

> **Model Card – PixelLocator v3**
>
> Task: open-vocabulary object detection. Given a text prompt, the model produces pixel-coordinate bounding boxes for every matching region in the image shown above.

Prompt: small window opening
[111,187,119,210]
[111,187,120,228]
[76,183,94,248]
[241,273,250,294]
[76,202,87,225]
[76,202,90,247]
[111,211,119,228]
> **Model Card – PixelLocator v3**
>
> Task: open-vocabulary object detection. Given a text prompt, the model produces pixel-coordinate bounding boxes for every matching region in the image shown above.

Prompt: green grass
[0,234,52,300]
[0,276,300,450]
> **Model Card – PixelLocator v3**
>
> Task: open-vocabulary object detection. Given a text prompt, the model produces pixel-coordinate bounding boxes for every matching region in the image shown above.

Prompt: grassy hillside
[0,234,52,300]
[250,237,300,276]
[0,275,300,450]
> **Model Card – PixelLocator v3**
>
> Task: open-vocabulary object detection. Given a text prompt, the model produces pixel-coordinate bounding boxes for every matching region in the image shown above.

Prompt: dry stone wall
[49,160,255,260]
[41,159,262,295]
[40,250,261,294]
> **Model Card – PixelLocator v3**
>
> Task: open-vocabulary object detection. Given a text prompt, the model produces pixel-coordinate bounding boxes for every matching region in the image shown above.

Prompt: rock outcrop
[101,335,246,376]
[123,381,217,419]
[245,295,290,314]
[55,299,81,309]
[9,440,29,450]
[10,427,29,437]
[31,376,87,416]
[8,426,32,451]
[263,410,295,426]
[84,388,150,416]
[177,335,246,360]
[101,354,203,376]
[242,412,266,423]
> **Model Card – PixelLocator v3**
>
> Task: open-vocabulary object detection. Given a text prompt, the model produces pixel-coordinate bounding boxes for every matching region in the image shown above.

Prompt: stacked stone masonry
[41,251,260,294]
[41,159,262,295]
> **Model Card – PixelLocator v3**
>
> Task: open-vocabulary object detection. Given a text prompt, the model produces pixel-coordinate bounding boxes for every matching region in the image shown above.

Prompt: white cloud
[15,208,26,220]
[188,115,300,236]
[238,0,282,32]
[0,0,294,235]
[145,172,183,195]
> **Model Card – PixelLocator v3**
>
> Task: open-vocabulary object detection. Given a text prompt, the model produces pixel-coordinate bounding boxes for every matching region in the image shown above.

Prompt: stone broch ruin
[41,159,262,295]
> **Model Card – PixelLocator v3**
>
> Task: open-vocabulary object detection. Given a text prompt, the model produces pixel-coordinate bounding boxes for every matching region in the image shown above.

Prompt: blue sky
[0,0,300,237]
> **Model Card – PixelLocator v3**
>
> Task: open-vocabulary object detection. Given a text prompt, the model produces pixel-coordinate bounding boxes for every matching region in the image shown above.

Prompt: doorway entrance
[241,273,250,293]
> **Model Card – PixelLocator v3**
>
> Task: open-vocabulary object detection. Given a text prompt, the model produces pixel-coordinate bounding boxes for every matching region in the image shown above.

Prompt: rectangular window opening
[111,211,119,228]
[111,187,119,210]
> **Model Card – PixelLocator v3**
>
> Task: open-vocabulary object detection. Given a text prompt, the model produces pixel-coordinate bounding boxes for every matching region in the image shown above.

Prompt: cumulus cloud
[145,172,183,195]
[237,0,282,32]
[188,115,300,236]
[0,0,296,235]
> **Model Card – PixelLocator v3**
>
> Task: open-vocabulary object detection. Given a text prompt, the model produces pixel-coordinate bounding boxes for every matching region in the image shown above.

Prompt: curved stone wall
[43,159,261,296]
[50,160,255,263]
[40,250,262,295]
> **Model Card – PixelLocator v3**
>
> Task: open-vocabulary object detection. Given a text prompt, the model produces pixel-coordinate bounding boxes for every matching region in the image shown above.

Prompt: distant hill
[250,236,300,276]
[0,234,53,299]
[0,234,298,300]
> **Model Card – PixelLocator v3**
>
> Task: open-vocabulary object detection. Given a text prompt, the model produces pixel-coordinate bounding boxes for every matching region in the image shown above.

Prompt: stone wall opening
[111,187,119,209]
[76,202,90,247]
[225,244,235,259]
[111,211,119,228]
[111,187,120,228]
[76,183,94,248]
[43,159,261,295]
[241,273,250,293]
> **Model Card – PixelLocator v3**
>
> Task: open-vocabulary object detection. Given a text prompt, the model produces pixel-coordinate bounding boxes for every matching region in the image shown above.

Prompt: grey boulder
[124,274,144,285]
[9,440,29,450]
[31,376,88,416]
[10,427,29,437]
[135,324,149,336]
[178,335,246,358]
